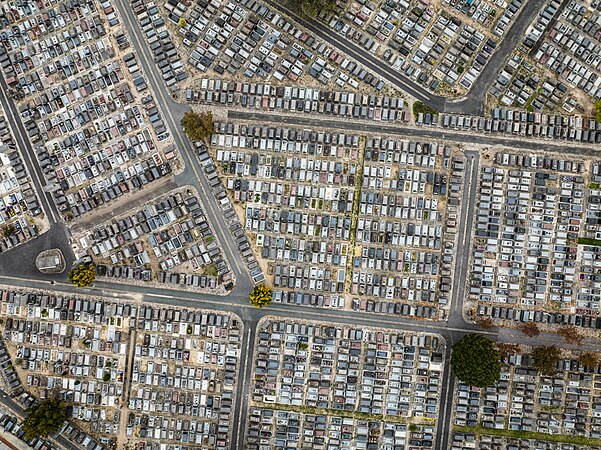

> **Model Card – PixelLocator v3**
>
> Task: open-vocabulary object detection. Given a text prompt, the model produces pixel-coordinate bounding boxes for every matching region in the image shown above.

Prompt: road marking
[114,0,246,279]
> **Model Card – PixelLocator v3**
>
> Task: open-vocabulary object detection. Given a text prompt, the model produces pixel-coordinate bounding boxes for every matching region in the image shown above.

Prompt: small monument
[36,249,66,274]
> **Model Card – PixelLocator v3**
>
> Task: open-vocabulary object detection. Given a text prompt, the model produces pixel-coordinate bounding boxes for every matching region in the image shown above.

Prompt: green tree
[412,101,438,118]
[595,99,601,122]
[68,264,96,287]
[180,110,215,143]
[296,0,338,17]
[450,334,501,387]
[531,345,561,375]
[2,224,15,238]
[249,285,272,308]
[22,398,66,440]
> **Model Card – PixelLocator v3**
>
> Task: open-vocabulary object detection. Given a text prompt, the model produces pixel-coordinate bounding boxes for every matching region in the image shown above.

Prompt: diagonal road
[113,0,252,293]
[265,0,546,114]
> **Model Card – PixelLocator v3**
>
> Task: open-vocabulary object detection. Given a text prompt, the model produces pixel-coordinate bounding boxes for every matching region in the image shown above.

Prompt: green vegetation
[180,110,215,143]
[22,398,66,440]
[102,372,111,382]
[453,425,601,447]
[68,264,96,287]
[589,182,600,189]
[412,101,438,118]
[295,0,338,17]
[2,224,15,238]
[298,342,309,350]
[595,99,601,122]
[531,345,561,375]
[249,285,272,308]
[202,263,218,277]
[578,237,601,247]
[450,334,501,387]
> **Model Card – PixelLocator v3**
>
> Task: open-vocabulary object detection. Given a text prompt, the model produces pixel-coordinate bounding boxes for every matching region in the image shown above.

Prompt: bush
[531,345,561,375]
[296,0,337,17]
[522,322,540,337]
[412,101,438,118]
[558,325,584,346]
[579,351,600,368]
[595,99,601,122]
[22,398,66,440]
[249,285,272,308]
[102,372,111,382]
[68,264,96,287]
[181,110,215,143]
[2,224,15,238]
[450,334,501,387]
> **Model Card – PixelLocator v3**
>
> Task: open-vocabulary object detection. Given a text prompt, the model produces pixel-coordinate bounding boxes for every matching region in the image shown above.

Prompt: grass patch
[253,401,435,425]
[577,237,601,247]
[412,101,438,118]
[589,182,600,189]
[453,425,601,446]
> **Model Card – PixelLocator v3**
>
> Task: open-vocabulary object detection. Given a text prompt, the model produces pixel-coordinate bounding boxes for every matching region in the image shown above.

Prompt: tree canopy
[249,285,272,308]
[296,0,338,17]
[579,351,600,369]
[180,110,215,143]
[68,263,96,287]
[595,99,601,122]
[450,334,501,387]
[22,398,66,440]
[531,345,561,375]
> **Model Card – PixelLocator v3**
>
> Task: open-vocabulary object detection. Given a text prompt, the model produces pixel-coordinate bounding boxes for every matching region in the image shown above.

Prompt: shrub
[249,285,272,308]
[531,346,561,375]
[68,264,96,287]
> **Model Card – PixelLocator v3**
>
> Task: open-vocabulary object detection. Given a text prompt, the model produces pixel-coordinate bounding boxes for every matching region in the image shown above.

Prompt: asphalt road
[0,388,80,450]
[267,0,546,115]
[0,272,595,450]
[113,0,253,295]
[0,73,60,225]
[0,0,591,447]
[228,110,601,154]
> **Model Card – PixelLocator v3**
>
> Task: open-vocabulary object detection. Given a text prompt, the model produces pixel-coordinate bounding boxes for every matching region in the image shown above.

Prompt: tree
[531,345,561,375]
[22,398,66,440]
[180,110,215,143]
[578,351,600,368]
[68,264,96,287]
[595,99,601,122]
[450,334,501,388]
[295,0,338,17]
[558,325,584,346]
[522,322,540,337]
[412,101,438,118]
[249,285,272,308]
[2,224,15,238]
